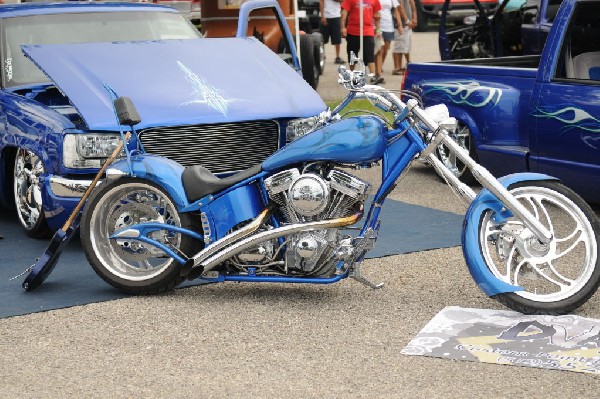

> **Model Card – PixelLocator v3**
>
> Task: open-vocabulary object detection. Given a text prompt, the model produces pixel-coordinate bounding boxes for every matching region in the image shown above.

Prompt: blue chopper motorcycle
[80,61,600,315]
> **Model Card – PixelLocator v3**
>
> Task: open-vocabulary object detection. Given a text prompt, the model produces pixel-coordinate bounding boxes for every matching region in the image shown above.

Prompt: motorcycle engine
[263,167,370,275]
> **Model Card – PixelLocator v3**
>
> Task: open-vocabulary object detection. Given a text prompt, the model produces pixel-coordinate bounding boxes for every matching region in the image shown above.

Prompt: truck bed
[408,55,540,80]
[439,55,541,68]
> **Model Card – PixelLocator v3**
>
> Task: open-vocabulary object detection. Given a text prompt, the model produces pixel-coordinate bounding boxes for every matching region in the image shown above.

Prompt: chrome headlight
[286,110,331,142]
[63,133,123,169]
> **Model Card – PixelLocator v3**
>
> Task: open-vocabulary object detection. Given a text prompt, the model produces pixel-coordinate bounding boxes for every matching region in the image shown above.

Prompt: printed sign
[402,306,600,374]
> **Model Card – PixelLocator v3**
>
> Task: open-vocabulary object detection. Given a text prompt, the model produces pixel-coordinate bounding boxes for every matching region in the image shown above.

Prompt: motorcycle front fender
[462,172,560,296]
[106,154,191,210]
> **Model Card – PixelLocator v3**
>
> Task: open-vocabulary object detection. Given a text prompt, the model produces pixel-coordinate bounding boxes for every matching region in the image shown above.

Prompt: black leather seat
[182,164,263,202]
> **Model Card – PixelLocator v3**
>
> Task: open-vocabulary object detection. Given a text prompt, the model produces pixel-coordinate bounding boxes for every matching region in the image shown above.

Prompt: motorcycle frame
[106,87,553,293]
[108,109,432,283]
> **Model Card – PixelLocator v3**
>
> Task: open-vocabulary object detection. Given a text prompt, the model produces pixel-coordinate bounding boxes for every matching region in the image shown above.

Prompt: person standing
[320,0,345,64]
[392,0,417,74]
[341,0,382,82]
[374,0,403,83]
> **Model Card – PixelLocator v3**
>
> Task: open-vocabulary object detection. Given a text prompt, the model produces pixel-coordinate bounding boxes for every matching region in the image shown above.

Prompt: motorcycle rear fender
[106,154,192,210]
[462,172,560,296]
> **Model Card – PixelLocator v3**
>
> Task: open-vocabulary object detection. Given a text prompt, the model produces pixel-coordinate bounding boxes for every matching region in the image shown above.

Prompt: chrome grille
[139,120,280,174]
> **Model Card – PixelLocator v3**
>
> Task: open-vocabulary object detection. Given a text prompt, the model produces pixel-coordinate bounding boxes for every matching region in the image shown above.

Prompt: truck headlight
[63,133,123,169]
[286,110,332,142]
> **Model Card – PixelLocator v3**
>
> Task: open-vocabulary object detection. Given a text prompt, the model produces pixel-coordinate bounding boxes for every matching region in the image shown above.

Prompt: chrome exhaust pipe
[191,211,362,274]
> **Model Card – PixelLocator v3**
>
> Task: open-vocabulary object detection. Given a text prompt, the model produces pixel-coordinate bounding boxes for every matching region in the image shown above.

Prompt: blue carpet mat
[0,199,463,318]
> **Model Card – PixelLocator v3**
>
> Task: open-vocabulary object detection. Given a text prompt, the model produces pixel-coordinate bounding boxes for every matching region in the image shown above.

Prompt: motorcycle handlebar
[336,66,455,141]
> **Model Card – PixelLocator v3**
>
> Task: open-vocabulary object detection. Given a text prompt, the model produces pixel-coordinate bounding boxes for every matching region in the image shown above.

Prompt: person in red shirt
[341,0,382,83]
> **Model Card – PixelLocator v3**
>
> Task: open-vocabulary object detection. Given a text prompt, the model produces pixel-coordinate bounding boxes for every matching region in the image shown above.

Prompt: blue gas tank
[262,116,387,172]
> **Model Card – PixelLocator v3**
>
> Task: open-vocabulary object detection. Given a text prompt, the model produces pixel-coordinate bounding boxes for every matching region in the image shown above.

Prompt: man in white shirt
[320,0,345,64]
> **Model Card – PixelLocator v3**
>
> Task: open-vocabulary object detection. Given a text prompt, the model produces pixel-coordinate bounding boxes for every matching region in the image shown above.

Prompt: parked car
[0,1,326,237]
[414,0,499,32]
[403,0,600,203]
[438,0,562,60]
[297,0,321,32]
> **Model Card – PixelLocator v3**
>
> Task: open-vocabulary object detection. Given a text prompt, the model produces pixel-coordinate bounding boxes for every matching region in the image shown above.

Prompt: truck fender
[462,172,560,296]
[444,106,482,145]
[106,154,191,210]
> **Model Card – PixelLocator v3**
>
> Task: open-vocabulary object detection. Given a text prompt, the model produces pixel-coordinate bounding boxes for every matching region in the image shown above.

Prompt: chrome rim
[436,122,470,178]
[14,149,44,230]
[89,182,182,281]
[480,186,597,302]
[318,42,325,72]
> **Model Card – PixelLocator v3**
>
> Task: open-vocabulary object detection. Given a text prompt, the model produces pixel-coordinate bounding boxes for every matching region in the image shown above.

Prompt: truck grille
[139,120,280,174]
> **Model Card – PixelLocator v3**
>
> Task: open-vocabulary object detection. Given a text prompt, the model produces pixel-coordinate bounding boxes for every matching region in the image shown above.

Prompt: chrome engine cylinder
[288,174,330,217]
[263,167,371,275]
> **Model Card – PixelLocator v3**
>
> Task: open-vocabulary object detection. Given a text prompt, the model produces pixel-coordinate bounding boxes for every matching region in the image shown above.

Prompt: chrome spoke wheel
[435,122,476,184]
[88,181,183,282]
[480,185,597,304]
[14,148,48,236]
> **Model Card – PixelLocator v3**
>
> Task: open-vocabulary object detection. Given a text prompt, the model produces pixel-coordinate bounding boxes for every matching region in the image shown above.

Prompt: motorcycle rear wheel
[81,178,202,294]
[478,181,600,315]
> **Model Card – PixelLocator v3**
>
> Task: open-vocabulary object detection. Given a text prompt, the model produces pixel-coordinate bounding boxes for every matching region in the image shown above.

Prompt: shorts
[393,28,412,54]
[320,17,342,45]
[346,34,375,64]
[382,31,395,42]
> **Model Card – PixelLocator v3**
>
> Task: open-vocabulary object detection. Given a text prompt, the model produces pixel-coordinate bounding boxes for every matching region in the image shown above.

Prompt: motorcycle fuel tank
[262,116,387,171]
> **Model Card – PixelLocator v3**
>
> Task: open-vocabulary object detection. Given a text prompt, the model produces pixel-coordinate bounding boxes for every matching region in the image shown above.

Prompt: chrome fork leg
[436,133,553,244]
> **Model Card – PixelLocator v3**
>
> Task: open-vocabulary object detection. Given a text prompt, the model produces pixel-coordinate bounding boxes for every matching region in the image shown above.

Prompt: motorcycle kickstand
[350,264,384,289]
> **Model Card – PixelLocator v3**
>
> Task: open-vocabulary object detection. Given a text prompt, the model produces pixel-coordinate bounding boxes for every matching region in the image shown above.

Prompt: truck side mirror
[114,96,141,126]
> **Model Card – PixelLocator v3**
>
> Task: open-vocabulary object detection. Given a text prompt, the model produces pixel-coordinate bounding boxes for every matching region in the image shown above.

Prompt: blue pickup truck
[404,0,600,203]
[0,1,325,237]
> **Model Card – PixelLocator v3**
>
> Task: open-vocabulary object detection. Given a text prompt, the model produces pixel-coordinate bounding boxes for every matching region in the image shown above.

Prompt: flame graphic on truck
[533,105,600,149]
[422,81,503,108]
[533,105,600,133]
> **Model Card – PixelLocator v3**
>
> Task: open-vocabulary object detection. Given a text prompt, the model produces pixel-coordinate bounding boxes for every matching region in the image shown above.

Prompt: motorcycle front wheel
[477,181,600,315]
[81,178,202,294]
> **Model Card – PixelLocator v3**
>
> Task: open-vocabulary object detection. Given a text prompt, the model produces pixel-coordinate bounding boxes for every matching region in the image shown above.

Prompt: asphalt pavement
[1,32,599,398]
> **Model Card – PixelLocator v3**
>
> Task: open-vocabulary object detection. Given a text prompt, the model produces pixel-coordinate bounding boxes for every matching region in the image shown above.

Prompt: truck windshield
[2,11,202,87]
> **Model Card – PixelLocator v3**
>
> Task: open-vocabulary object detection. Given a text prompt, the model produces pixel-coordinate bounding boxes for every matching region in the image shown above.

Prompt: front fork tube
[409,100,553,244]
[427,152,476,207]
[435,133,552,244]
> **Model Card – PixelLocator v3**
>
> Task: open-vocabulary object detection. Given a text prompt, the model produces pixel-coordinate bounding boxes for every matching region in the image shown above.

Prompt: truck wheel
[311,31,325,75]
[300,34,319,89]
[435,121,477,185]
[13,148,51,238]
[81,178,203,294]
[414,0,429,32]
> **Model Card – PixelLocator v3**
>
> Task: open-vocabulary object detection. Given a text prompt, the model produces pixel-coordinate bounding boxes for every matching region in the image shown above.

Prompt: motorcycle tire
[474,180,600,315]
[81,177,202,295]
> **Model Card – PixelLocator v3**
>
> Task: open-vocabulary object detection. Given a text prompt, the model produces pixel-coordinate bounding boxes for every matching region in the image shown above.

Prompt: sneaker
[373,76,385,85]
[334,57,345,64]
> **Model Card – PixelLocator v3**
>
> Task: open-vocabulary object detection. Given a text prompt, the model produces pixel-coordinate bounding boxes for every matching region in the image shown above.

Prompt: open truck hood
[22,38,326,130]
